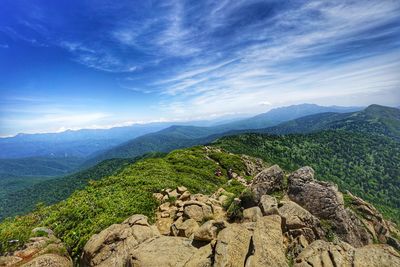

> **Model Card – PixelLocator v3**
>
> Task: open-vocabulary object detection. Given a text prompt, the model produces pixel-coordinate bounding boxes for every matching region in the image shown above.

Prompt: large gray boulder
[250,165,284,202]
[248,215,288,267]
[214,224,252,267]
[294,240,400,267]
[278,200,324,243]
[288,167,372,247]
[81,214,159,267]
[127,236,198,267]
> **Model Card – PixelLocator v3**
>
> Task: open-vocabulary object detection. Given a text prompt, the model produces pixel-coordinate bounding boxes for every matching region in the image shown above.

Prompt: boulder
[21,254,72,267]
[250,165,284,202]
[294,240,400,267]
[81,214,159,267]
[353,244,400,267]
[184,243,213,267]
[0,234,71,267]
[345,192,391,243]
[194,220,227,241]
[175,218,199,238]
[294,240,354,267]
[184,201,213,222]
[177,186,188,194]
[288,166,372,247]
[156,217,174,235]
[248,215,288,267]
[258,195,278,215]
[127,236,198,267]
[278,200,324,242]
[242,207,262,222]
[214,224,252,267]
[240,155,266,176]
[179,191,191,201]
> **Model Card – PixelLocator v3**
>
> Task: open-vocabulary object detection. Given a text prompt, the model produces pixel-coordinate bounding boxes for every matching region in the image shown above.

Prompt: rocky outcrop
[287,166,372,247]
[279,200,324,243]
[0,228,72,267]
[127,236,199,267]
[79,164,400,267]
[250,165,284,202]
[345,191,395,244]
[249,215,288,267]
[214,224,252,267]
[294,240,400,267]
[81,214,159,267]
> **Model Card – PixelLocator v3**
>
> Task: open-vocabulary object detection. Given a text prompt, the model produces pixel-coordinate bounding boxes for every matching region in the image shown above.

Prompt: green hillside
[0,157,143,220]
[265,105,400,140]
[214,130,400,223]
[0,156,84,177]
[0,147,248,259]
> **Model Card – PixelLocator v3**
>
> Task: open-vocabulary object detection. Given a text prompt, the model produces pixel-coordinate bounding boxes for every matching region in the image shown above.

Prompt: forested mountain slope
[264,104,400,140]
[214,130,400,223]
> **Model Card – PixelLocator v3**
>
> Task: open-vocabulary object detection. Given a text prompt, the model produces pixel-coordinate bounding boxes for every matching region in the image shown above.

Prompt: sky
[0,0,400,136]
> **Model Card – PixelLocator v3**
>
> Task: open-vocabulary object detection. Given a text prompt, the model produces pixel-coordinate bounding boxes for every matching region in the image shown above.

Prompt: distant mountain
[0,156,84,177]
[85,104,362,166]
[264,104,400,141]
[215,103,363,130]
[0,123,177,159]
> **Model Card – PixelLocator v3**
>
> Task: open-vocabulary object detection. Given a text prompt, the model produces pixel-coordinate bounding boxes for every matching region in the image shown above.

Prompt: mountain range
[0,103,399,223]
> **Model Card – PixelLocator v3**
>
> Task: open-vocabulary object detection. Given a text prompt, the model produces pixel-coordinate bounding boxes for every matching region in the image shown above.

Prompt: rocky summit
[2,164,400,267]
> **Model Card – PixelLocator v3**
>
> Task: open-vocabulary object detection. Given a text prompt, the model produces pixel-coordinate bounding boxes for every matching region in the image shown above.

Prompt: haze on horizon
[1,0,400,136]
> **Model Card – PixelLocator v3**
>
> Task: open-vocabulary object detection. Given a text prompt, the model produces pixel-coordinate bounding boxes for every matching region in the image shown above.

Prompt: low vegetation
[214,130,400,223]
[0,147,248,260]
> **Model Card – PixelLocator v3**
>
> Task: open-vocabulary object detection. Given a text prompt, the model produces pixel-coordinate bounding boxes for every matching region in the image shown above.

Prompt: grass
[0,146,257,260]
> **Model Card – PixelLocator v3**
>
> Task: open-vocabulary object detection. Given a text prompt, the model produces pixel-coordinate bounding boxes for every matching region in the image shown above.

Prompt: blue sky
[0,0,400,136]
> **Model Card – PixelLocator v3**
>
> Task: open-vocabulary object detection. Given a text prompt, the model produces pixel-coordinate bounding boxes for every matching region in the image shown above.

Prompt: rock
[153,192,164,202]
[278,200,324,242]
[345,192,392,243]
[179,191,191,201]
[353,244,400,267]
[214,224,252,267]
[159,202,171,212]
[288,166,372,247]
[250,165,284,202]
[127,236,198,266]
[287,235,309,259]
[242,207,262,222]
[194,220,227,241]
[21,254,72,267]
[184,201,213,222]
[294,240,354,267]
[258,195,278,215]
[156,217,174,235]
[168,189,179,199]
[177,186,188,194]
[0,234,71,267]
[184,243,213,267]
[175,218,199,238]
[294,240,400,267]
[210,188,227,199]
[249,215,288,267]
[241,155,266,176]
[192,194,209,203]
[81,214,159,266]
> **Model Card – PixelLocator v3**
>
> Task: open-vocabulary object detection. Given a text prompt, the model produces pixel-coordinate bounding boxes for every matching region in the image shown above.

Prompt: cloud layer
[0,0,400,135]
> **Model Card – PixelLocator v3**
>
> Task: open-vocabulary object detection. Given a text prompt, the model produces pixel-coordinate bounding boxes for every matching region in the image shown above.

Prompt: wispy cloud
[1,0,399,135]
